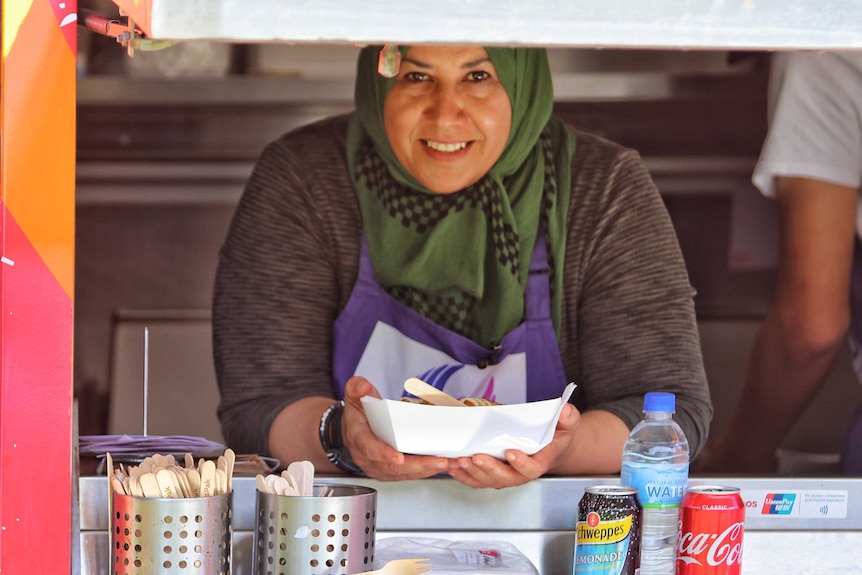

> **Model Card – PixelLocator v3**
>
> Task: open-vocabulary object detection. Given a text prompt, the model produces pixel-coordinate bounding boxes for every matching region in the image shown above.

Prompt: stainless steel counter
[78,475,862,574]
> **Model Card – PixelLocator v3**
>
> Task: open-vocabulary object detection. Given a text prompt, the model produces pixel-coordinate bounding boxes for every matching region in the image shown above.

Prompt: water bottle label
[620,463,689,508]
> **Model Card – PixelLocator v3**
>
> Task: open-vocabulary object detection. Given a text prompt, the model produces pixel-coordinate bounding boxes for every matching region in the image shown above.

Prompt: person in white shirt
[699,51,862,474]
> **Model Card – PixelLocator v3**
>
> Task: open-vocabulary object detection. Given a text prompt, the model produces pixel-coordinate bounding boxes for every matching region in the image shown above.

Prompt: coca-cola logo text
[677,521,744,567]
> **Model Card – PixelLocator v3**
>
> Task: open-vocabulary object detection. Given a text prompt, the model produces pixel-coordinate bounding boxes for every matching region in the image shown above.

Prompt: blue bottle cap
[643,392,675,413]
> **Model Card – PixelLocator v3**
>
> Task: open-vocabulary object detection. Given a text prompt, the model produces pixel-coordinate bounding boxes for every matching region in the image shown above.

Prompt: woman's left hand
[342,376,455,481]
[447,402,581,489]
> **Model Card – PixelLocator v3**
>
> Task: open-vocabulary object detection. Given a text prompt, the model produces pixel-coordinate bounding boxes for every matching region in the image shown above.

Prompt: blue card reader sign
[740,490,847,519]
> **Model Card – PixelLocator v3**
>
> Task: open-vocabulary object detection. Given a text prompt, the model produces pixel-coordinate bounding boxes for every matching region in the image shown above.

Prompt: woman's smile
[423,140,469,153]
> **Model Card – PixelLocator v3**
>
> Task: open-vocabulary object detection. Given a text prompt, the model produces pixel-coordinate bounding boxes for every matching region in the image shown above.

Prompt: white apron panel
[353,321,527,404]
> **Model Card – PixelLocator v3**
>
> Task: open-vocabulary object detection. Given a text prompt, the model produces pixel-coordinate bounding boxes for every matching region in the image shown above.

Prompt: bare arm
[551,410,630,474]
[268,397,340,472]
[269,379,455,480]
[701,176,857,472]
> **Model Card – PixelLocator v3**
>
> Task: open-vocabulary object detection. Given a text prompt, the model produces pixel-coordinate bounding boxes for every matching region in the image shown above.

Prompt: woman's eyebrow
[461,57,492,68]
[401,57,492,69]
[402,57,431,69]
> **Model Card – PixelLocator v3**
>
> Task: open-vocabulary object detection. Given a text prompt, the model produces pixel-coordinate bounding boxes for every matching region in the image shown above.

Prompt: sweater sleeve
[563,139,713,459]
[212,122,355,456]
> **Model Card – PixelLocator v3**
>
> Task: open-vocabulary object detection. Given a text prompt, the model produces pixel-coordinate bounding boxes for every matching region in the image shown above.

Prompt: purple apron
[331,233,567,404]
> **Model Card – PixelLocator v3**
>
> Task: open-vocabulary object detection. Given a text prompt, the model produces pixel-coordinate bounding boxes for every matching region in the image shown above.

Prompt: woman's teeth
[425,141,468,152]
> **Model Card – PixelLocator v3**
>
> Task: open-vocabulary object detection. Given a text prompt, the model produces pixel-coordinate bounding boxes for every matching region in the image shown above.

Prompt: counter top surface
[80,474,862,531]
[77,474,862,574]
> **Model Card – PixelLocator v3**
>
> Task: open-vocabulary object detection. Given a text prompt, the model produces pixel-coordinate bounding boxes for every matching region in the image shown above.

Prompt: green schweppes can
[574,485,642,574]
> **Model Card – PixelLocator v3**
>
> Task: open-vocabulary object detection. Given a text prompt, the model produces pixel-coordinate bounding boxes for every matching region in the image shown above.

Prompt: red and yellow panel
[1,0,76,571]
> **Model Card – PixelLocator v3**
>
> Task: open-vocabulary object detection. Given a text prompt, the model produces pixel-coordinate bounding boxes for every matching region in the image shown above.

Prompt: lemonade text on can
[574,485,642,575]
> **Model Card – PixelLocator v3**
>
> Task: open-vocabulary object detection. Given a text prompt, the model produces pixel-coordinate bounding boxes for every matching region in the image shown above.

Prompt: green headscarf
[346,45,576,347]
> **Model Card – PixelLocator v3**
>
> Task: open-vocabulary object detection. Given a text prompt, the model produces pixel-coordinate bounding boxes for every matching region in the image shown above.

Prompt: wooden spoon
[170,468,192,497]
[264,473,281,495]
[138,473,163,498]
[403,377,465,407]
[287,461,314,497]
[274,476,299,496]
[280,469,299,493]
[128,475,144,497]
[224,448,236,492]
[255,474,269,494]
[200,460,216,497]
[215,468,227,495]
[155,469,179,498]
[187,468,202,497]
[110,475,126,495]
[106,452,114,477]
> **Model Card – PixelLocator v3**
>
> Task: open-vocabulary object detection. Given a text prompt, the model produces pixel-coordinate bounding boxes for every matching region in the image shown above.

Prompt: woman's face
[383,45,512,194]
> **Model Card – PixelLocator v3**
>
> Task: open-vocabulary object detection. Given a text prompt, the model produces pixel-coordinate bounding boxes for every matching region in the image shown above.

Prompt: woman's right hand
[342,376,454,481]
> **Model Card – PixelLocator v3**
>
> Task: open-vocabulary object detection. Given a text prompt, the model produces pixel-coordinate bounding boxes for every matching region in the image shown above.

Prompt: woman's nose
[427,84,464,123]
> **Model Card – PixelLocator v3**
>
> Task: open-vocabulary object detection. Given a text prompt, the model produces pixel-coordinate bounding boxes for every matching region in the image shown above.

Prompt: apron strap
[525,233,552,321]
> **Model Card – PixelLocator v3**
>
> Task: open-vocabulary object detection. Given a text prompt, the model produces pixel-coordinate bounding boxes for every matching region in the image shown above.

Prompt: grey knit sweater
[213,114,713,460]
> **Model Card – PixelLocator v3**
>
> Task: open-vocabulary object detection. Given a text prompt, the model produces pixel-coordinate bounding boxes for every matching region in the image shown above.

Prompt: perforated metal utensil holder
[111,491,233,575]
[254,484,377,575]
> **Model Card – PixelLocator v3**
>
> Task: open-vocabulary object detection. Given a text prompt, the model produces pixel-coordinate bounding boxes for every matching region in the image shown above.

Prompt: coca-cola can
[676,485,744,574]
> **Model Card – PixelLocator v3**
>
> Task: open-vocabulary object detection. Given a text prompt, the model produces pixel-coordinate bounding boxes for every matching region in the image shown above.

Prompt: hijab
[346,45,576,347]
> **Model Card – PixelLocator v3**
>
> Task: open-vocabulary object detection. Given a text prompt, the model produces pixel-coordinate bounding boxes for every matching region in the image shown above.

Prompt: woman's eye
[403,71,428,82]
[467,70,491,82]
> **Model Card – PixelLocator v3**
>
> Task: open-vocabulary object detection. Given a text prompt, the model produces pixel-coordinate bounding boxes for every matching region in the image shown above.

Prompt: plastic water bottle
[620,392,690,575]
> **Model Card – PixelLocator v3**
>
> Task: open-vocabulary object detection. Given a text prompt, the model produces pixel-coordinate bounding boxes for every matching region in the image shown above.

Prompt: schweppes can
[574,485,642,574]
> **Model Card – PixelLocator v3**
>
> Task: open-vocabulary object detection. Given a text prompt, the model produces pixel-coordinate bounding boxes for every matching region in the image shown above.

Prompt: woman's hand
[342,376,454,481]
[448,402,581,489]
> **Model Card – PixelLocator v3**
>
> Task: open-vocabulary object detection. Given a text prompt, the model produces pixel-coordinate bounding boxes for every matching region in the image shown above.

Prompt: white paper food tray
[361,382,575,459]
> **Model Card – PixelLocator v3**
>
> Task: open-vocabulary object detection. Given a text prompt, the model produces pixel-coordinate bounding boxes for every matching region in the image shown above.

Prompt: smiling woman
[212,44,713,489]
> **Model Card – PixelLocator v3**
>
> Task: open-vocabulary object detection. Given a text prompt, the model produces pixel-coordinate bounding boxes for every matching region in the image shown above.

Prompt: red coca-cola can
[676,485,744,574]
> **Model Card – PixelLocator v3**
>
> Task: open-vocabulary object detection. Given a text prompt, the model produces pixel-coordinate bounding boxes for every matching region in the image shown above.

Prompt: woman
[213,45,712,488]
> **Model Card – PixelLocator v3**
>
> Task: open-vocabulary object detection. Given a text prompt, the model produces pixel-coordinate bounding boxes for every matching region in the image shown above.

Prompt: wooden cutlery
[256,460,318,497]
[403,377,465,407]
[359,558,432,574]
[107,448,235,498]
